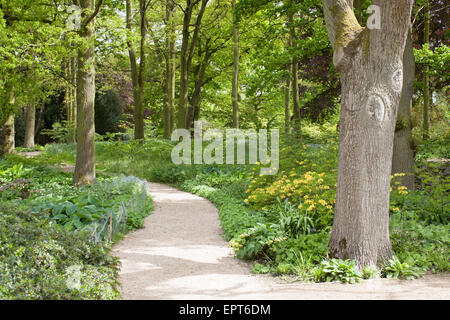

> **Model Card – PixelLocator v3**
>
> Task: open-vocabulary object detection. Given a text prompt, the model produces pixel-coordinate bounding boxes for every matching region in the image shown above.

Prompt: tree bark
[423,0,430,140]
[24,105,35,149]
[163,0,176,139]
[232,0,240,129]
[178,0,208,129]
[0,82,15,157]
[74,0,98,186]
[0,114,15,157]
[284,64,291,133]
[392,30,415,190]
[323,0,414,268]
[288,12,301,130]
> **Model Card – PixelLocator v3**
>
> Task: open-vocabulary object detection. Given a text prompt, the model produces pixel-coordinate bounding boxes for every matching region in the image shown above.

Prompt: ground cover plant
[0,155,153,299]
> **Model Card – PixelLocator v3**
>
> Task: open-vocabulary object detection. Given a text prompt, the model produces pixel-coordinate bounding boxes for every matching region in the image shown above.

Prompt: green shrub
[95,90,123,136]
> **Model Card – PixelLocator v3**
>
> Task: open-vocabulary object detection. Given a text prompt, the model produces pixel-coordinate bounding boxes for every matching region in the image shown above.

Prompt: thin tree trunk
[178,0,208,129]
[289,12,301,130]
[24,105,35,149]
[284,64,291,133]
[35,101,45,138]
[423,0,430,140]
[392,30,415,190]
[323,0,414,268]
[232,0,240,129]
[74,0,97,186]
[164,0,176,139]
[69,56,77,143]
[134,0,147,140]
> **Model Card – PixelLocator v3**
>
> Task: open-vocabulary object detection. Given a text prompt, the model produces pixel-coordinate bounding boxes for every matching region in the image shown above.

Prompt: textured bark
[0,114,15,157]
[323,0,414,268]
[231,0,240,129]
[163,0,176,139]
[74,0,97,186]
[24,105,35,149]
[392,30,415,190]
[0,82,15,156]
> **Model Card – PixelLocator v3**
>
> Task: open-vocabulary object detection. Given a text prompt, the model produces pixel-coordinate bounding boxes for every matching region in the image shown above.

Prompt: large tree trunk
[392,30,415,190]
[0,114,15,157]
[74,0,97,186]
[231,0,240,129]
[163,0,176,139]
[323,0,414,268]
[24,105,35,149]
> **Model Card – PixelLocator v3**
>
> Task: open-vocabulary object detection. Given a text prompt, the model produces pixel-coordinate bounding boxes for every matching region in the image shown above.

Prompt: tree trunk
[177,1,194,129]
[284,64,291,133]
[323,0,414,268]
[288,12,301,130]
[74,0,97,186]
[0,82,15,157]
[35,101,45,138]
[423,0,430,140]
[232,0,240,129]
[69,56,77,143]
[164,0,176,139]
[0,114,15,157]
[24,105,35,149]
[178,0,208,129]
[392,30,415,190]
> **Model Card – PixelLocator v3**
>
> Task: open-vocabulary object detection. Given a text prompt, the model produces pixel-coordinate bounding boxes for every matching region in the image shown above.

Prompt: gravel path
[112,182,450,300]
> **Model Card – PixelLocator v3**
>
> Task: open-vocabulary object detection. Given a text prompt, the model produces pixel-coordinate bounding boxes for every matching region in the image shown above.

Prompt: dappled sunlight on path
[112,182,450,300]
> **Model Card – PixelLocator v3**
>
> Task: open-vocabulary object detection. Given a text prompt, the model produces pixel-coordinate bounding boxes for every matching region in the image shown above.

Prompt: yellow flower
[318,199,327,206]
[307,205,315,211]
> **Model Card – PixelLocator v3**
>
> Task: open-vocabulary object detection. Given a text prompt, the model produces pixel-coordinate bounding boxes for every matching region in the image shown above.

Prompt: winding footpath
[16,152,450,299]
[112,182,450,300]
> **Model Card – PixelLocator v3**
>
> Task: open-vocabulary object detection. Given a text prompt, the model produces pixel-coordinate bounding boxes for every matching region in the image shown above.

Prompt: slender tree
[422,0,431,140]
[288,11,301,129]
[322,0,414,268]
[177,0,209,129]
[231,0,240,129]
[163,0,176,139]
